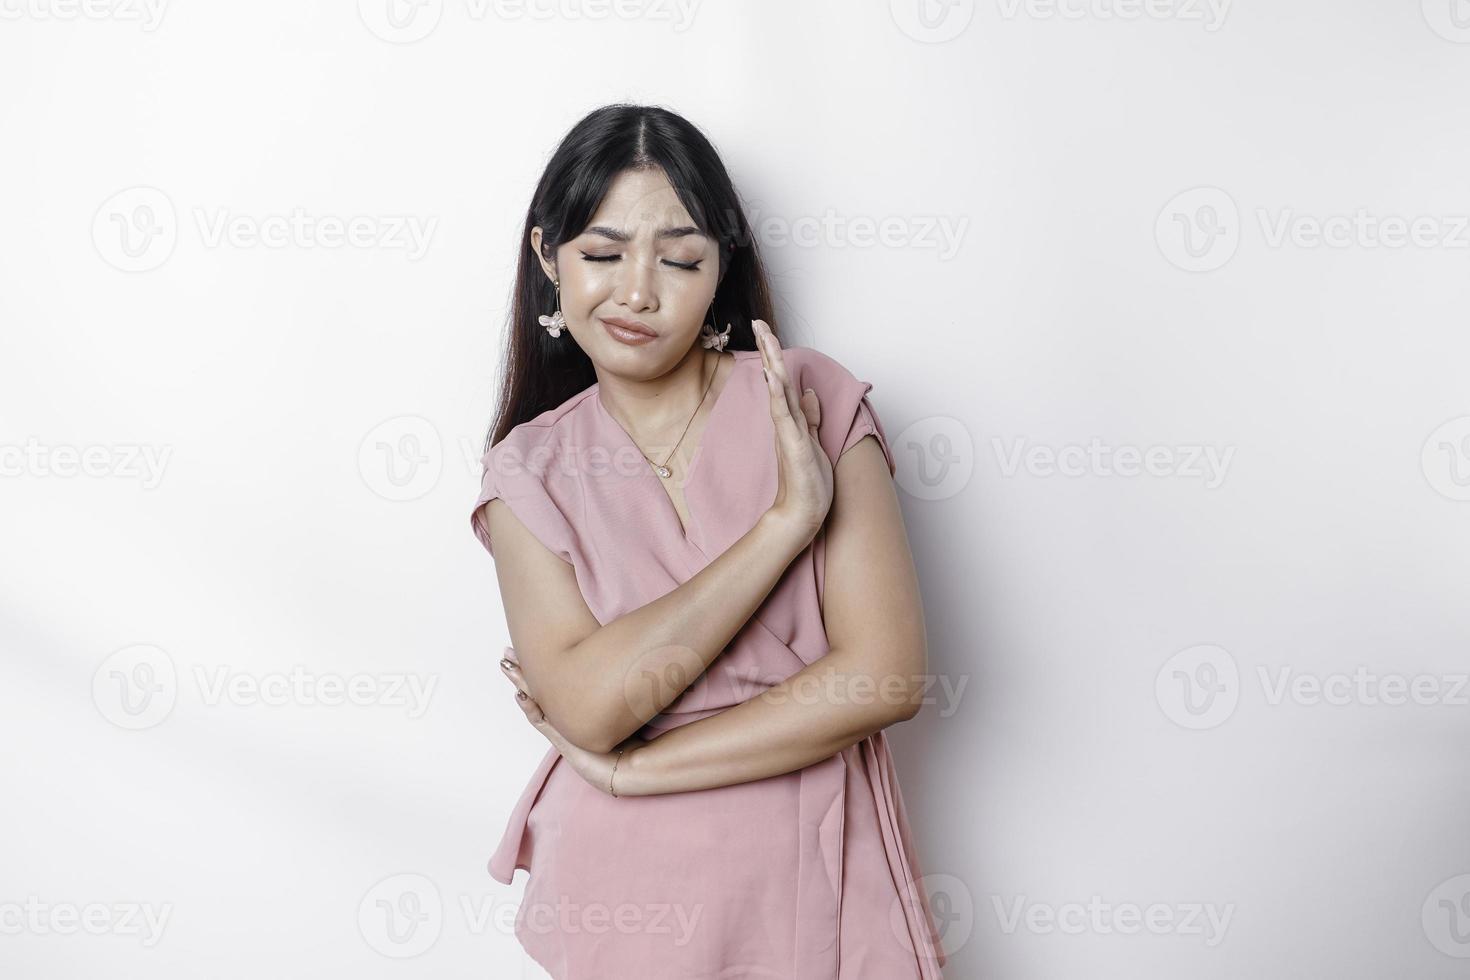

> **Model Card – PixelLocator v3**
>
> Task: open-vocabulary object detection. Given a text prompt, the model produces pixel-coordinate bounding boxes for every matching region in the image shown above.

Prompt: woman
[471,103,947,979]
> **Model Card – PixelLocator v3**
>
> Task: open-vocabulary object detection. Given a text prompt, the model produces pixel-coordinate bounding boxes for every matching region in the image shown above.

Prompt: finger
[754,319,778,373]
[515,689,545,724]
[756,323,796,411]
[754,322,794,424]
[500,657,533,699]
[799,386,821,433]
[755,322,806,435]
[766,333,809,432]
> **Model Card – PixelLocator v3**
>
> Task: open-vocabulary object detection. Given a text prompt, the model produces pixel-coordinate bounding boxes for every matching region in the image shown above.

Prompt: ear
[530,226,558,283]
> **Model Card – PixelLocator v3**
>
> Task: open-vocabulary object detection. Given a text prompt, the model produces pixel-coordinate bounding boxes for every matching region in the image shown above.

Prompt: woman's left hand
[499,652,644,796]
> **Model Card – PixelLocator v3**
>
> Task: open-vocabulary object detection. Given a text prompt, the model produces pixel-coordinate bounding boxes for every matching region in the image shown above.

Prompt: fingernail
[500,658,513,671]
[516,690,528,700]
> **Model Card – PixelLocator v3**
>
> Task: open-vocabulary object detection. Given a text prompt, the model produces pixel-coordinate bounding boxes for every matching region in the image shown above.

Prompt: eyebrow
[583,225,707,243]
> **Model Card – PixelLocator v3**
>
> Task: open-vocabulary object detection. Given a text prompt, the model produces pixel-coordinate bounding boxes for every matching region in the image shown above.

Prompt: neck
[596,347,724,447]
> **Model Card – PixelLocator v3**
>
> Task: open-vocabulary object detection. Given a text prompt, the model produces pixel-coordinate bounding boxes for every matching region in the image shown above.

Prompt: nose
[612,249,657,313]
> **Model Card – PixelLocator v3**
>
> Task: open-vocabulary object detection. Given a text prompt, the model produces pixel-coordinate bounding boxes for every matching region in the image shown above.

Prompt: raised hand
[752,319,833,540]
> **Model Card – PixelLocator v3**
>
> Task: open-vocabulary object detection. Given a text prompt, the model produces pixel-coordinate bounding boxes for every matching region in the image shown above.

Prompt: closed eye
[580,253,702,271]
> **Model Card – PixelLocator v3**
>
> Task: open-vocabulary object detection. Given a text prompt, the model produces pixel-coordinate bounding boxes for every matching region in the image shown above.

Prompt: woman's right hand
[753,319,834,542]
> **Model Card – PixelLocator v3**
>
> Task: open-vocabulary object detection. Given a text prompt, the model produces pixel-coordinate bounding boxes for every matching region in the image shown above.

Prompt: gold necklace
[641,355,719,480]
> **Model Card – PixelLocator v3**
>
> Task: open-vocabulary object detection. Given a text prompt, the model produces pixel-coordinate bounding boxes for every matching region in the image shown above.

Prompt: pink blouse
[471,345,947,978]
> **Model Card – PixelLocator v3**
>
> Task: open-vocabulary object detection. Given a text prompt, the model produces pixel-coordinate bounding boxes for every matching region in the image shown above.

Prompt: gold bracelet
[609,747,627,797]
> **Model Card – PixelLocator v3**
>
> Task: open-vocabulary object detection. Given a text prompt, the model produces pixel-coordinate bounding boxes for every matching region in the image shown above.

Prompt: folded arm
[480,495,815,754]
[615,434,929,796]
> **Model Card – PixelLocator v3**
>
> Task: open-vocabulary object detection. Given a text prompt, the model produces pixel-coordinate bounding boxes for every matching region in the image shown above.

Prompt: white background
[3,0,1470,977]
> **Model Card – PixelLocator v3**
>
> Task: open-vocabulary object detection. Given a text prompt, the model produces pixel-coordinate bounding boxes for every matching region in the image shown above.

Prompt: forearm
[559,509,815,752]
[612,646,922,796]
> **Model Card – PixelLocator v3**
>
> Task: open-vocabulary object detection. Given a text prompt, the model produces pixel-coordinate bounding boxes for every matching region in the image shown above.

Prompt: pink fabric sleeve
[841,397,897,477]
[793,347,898,479]
[469,439,579,566]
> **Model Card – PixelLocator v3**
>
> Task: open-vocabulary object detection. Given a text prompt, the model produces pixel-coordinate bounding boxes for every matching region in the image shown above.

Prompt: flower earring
[699,304,731,351]
[539,278,566,338]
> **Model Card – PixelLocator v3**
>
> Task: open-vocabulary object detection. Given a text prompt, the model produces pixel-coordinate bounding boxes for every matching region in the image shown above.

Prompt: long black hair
[483,103,779,453]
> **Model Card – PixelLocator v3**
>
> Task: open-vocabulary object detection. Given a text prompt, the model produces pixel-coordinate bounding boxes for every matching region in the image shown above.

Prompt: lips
[600,317,656,338]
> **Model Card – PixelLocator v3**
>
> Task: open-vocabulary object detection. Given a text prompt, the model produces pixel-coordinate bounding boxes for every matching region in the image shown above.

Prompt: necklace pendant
[654,464,672,479]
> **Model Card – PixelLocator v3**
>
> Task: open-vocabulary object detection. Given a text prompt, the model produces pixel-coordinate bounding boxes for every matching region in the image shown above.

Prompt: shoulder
[775,345,894,474]
[779,344,868,391]
[472,389,596,562]
[480,386,599,486]
[776,344,874,406]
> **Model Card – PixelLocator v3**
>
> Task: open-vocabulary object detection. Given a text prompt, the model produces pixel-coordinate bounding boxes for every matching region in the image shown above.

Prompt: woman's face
[533,167,721,375]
